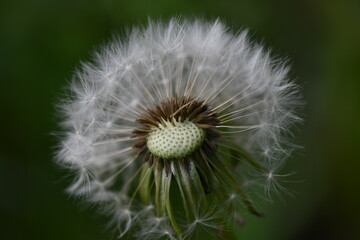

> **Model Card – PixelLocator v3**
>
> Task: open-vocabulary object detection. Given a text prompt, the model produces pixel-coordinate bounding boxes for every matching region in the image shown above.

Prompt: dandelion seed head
[55,17,302,239]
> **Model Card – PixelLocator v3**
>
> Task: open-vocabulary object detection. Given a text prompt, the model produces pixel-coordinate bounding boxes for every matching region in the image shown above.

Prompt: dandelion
[56,18,301,239]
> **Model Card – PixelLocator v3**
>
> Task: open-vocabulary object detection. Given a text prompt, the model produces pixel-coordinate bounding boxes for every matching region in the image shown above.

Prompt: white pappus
[56,18,302,240]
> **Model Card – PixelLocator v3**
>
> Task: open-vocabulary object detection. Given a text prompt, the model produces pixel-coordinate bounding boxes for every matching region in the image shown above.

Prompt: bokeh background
[1,0,359,239]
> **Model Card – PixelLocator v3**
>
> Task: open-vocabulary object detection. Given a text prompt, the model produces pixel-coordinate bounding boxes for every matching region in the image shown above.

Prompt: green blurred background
[1,0,359,239]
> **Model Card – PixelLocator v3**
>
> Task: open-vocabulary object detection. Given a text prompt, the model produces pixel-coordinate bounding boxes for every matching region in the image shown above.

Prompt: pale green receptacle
[147,119,205,159]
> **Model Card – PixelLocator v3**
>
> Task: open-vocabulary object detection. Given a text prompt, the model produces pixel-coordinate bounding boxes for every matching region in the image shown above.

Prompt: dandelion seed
[56,18,302,239]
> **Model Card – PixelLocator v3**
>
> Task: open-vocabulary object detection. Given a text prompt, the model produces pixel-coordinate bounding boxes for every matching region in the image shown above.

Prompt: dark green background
[1,0,359,239]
